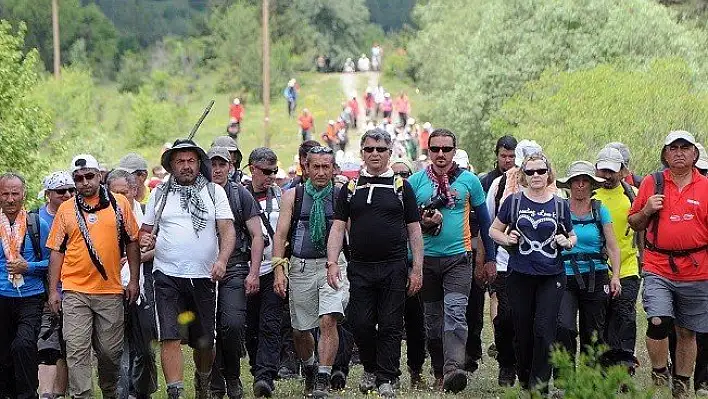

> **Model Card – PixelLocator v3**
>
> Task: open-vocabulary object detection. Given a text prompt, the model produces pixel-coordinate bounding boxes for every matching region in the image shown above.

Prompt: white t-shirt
[144,183,234,278]
[255,190,280,276]
[486,175,510,271]
[122,200,145,300]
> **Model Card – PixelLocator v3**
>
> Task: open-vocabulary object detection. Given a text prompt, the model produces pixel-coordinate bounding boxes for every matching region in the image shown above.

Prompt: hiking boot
[359,371,377,394]
[696,385,708,397]
[303,365,317,397]
[651,368,671,387]
[277,358,301,380]
[672,378,691,399]
[463,356,479,374]
[226,379,244,399]
[377,382,395,398]
[195,373,212,399]
[350,345,361,365]
[410,370,425,390]
[167,386,184,399]
[313,372,331,398]
[330,370,347,390]
[488,343,498,359]
[498,366,516,387]
[442,369,468,393]
[252,380,273,398]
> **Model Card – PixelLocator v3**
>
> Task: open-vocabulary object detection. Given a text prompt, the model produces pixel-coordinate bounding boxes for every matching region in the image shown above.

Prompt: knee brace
[38,348,62,366]
[646,316,674,340]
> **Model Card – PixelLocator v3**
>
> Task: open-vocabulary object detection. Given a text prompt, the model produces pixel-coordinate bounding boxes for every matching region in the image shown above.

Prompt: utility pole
[262,0,271,147]
[51,0,60,79]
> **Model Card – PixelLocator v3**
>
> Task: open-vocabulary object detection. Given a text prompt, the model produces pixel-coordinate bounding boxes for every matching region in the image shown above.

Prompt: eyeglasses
[52,188,76,195]
[429,146,455,153]
[523,168,548,176]
[309,146,334,154]
[73,173,97,183]
[362,146,390,153]
[256,166,279,176]
[394,171,411,178]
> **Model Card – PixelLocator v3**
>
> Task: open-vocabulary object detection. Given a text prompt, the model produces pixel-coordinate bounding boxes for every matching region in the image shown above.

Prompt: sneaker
[330,370,347,390]
[672,378,691,399]
[498,366,516,387]
[442,369,468,393]
[253,380,273,398]
[359,371,377,394]
[313,372,331,398]
[167,386,184,399]
[303,365,317,397]
[488,343,498,359]
[651,368,671,387]
[377,382,395,398]
[410,370,425,390]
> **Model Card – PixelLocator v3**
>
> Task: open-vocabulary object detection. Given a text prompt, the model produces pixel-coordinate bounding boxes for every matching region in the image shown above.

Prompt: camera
[420,193,447,236]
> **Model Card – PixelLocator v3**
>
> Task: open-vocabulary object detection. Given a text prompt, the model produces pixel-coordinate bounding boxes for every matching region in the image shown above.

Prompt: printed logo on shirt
[687,199,700,206]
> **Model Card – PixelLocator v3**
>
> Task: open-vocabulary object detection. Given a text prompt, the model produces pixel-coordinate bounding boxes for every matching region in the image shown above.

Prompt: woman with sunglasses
[489,153,576,392]
[555,161,621,369]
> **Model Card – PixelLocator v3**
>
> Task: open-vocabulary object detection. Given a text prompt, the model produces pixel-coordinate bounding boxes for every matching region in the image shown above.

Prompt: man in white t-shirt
[140,139,236,399]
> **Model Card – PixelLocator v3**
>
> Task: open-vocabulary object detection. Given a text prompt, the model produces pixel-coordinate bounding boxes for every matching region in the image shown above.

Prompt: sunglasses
[73,172,97,183]
[52,188,76,195]
[429,146,455,153]
[394,171,411,178]
[256,166,279,176]
[362,146,390,153]
[523,168,548,176]
[309,146,334,154]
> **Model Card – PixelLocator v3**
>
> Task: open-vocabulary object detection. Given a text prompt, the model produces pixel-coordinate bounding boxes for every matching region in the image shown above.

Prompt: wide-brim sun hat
[161,139,211,180]
[557,161,605,189]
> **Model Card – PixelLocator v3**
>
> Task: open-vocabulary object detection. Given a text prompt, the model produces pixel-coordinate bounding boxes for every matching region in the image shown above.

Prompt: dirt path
[338,71,379,159]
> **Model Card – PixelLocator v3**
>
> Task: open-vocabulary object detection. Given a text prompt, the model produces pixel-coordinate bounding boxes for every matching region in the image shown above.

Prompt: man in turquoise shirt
[408,129,496,393]
[0,172,51,398]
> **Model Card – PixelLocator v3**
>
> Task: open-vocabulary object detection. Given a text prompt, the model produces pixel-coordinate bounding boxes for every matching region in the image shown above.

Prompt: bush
[383,52,411,81]
[129,85,188,147]
[492,58,708,174]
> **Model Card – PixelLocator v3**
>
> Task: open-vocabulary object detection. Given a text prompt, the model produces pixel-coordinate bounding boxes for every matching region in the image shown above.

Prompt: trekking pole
[187,99,215,141]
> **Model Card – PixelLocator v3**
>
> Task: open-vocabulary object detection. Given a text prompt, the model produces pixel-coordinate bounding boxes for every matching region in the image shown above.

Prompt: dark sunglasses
[362,146,390,153]
[309,146,334,154]
[256,166,278,176]
[429,146,455,153]
[523,168,548,176]
[394,171,411,178]
[73,172,97,183]
[52,188,76,195]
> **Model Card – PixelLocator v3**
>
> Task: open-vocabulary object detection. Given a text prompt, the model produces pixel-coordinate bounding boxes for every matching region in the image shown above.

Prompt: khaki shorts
[288,255,349,331]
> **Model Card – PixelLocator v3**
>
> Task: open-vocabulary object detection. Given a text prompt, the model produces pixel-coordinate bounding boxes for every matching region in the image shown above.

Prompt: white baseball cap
[595,147,624,173]
[70,154,100,173]
[514,140,543,167]
[453,149,470,170]
[664,130,697,146]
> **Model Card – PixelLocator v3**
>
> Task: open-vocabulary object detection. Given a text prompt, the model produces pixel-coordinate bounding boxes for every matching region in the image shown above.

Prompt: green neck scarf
[304,179,332,252]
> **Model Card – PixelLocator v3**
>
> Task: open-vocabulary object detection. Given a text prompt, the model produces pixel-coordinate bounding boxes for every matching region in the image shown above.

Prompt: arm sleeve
[213,184,234,220]
[238,185,260,220]
[474,203,496,262]
[402,181,422,224]
[27,219,51,274]
[600,204,613,225]
[334,184,350,221]
[142,188,158,226]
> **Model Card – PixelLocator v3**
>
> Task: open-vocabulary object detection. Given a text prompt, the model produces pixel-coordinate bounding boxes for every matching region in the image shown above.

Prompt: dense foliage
[409,0,708,170]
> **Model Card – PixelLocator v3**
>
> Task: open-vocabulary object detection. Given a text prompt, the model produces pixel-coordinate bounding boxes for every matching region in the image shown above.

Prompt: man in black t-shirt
[327,129,423,398]
[479,135,517,193]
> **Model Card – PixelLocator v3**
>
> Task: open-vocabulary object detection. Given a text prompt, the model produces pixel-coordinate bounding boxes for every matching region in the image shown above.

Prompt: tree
[409,0,708,169]
[0,22,53,199]
[492,59,707,174]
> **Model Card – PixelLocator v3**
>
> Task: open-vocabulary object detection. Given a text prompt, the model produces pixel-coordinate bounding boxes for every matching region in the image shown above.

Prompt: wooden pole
[52,0,60,79]
[262,0,271,147]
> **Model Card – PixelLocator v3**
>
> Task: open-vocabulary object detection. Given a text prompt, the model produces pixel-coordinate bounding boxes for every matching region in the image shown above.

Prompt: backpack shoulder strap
[620,181,636,203]
[346,178,358,203]
[649,171,664,246]
[509,191,522,230]
[554,195,567,236]
[26,211,42,260]
[494,173,508,213]
[288,184,305,243]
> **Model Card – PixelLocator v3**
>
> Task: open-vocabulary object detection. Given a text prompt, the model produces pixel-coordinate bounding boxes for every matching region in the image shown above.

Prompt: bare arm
[272,189,295,260]
[126,241,141,284]
[48,250,64,295]
[406,222,423,274]
[216,219,236,264]
[628,208,652,232]
[326,220,347,264]
[489,217,510,246]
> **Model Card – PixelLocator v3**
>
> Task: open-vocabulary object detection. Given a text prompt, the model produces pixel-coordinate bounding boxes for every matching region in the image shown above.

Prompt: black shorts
[153,270,217,350]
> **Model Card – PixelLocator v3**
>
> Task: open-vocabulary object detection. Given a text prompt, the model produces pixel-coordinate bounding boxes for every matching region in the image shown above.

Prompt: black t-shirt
[334,176,420,262]
[225,181,260,266]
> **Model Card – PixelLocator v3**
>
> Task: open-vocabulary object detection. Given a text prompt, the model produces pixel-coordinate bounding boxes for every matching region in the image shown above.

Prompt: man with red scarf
[408,129,496,393]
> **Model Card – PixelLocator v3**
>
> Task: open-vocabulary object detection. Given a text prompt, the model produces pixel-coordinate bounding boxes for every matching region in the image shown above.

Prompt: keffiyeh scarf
[0,209,27,288]
[168,174,209,234]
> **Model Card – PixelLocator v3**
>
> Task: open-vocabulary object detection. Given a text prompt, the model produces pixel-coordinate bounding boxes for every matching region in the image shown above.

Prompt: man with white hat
[117,153,150,204]
[140,140,236,399]
[606,142,643,188]
[594,146,642,375]
[46,154,141,398]
[628,131,708,398]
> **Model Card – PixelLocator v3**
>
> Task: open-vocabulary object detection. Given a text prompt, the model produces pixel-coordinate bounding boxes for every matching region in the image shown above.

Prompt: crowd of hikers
[0,87,708,399]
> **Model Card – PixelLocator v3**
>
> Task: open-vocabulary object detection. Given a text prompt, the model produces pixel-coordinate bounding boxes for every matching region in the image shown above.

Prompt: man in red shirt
[628,130,708,398]
[298,109,314,143]
[229,98,244,123]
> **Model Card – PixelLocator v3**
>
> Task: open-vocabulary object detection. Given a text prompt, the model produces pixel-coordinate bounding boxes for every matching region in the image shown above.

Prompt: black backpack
[25,211,43,261]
